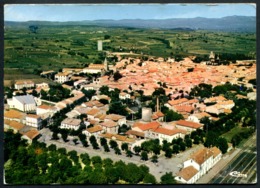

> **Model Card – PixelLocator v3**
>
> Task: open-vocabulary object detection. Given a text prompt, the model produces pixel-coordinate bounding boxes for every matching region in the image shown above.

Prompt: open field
[222,126,251,143]
[4,25,256,85]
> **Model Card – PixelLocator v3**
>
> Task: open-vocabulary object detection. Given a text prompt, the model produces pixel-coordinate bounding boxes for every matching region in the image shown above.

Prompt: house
[82,125,104,137]
[125,130,145,139]
[119,92,131,100]
[86,108,101,120]
[60,118,81,130]
[147,127,186,144]
[14,80,34,90]
[187,112,211,123]
[105,114,126,126]
[100,120,119,133]
[91,95,111,102]
[26,114,42,130]
[4,109,26,123]
[151,111,164,122]
[99,133,135,148]
[21,129,40,144]
[54,72,71,84]
[36,104,56,116]
[175,147,222,184]
[83,63,107,74]
[7,95,37,112]
[175,120,203,133]
[4,119,25,133]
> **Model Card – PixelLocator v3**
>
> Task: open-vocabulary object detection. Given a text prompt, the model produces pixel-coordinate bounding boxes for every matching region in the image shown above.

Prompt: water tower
[97,40,103,51]
[142,107,152,122]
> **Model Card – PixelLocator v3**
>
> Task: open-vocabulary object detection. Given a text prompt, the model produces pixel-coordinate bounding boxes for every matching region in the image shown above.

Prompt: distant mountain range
[5,16,256,32]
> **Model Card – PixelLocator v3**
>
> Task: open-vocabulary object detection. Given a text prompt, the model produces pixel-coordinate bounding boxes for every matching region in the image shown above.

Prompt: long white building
[7,95,36,112]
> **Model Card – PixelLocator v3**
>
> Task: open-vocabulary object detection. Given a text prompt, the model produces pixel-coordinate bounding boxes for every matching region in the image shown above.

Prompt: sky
[4,4,256,22]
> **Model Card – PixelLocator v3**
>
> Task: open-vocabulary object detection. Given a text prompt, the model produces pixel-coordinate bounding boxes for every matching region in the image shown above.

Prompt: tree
[113,71,123,81]
[105,167,119,184]
[102,158,113,168]
[48,144,57,151]
[151,155,158,163]
[133,146,141,155]
[143,174,157,184]
[104,35,111,40]
[141,151,148,161]
[193,135,200,145]
[160,172,177,184]
[100,137,107,147]
[126,150,133,158]
[103,144,110,152]
[121,143,129,151]
[89,135,99,149]
[114,147,121,155]
[165,110,184,122]
[61,132,68,142]
[109,140,118,149]
[108,101,128,116]
[99,85,110,96]
[165,149,173,158]
[73,138,78,145]
[80,153,90,166]
[172,144,180,154]
[91,156,102,165]
[216,137,228,154]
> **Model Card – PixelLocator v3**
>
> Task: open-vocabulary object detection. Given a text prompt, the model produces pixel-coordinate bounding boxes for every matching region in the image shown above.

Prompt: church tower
[104,58,108,71]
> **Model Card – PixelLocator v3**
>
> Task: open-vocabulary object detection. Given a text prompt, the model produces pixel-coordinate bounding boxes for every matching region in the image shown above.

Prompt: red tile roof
[137,121,160,131]
[175,120,203,129]
[176,166,199,181]
[4,119,25,130]
[153,127,186,136]
[86,125,103,133]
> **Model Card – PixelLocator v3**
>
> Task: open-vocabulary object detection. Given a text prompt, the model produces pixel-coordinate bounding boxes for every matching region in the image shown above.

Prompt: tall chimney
[156,97,159,112]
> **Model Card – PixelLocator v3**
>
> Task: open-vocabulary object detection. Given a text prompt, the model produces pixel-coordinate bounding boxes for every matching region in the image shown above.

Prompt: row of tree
[4,130,177,184]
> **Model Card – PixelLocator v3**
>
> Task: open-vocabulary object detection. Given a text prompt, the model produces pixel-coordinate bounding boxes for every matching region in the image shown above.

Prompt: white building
[26,114,42,129]
[97,40,103,51]
[147,127,186,144]
[54,72,71,84]
[175,147,222,184]
[14,80,34,90]
[7,95,36,112]
[119,92,131,100]
[60,118,81,130]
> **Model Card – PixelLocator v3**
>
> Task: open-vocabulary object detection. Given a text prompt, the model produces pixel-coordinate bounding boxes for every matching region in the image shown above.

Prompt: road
[209,133,257,184]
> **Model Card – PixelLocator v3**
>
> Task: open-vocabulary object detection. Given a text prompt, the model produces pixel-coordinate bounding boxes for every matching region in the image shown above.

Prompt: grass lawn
[221,125,250,143]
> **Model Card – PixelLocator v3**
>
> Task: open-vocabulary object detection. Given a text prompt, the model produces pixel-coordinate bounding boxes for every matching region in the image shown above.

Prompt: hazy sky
[4,4,256,22]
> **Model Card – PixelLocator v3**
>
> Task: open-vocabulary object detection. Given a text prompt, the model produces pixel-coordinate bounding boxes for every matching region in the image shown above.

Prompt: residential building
[175,120,203,133]
[21,129,40,144]
[82,125,104,137]
[105,114,126,126]
[4,119,25,133]
[60,118,81,130]
[175,147,222,184]
[119,92,131,100]
[14,80,34,90]
[100,120,119,133]
[7,95,36,112]
[26,114,42,129]
[54,72,71,84]
[4,109,26,123]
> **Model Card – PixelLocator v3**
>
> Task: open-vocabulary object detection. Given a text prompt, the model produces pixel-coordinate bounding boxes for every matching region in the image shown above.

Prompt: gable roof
[14,95,35,105]
[22,129,40,140]
[190,147,214,165]
[177,166,199,182]
[4,119,25,130]
[86,125,103,133]
[168,98,189,106]
[61,118,81,126]
[175,120,203,129]
[4,109,26,119]
[153,127,186,136]
[137,121,161,131]
[125,130,145,137]
[101,120,117,127]
[105,114,125,121]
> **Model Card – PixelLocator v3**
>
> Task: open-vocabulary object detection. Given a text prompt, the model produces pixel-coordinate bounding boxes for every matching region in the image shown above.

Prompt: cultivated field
[4,24,256,85]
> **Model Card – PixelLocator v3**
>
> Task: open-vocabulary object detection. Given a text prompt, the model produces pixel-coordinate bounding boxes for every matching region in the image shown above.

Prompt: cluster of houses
[4,55,255,183]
